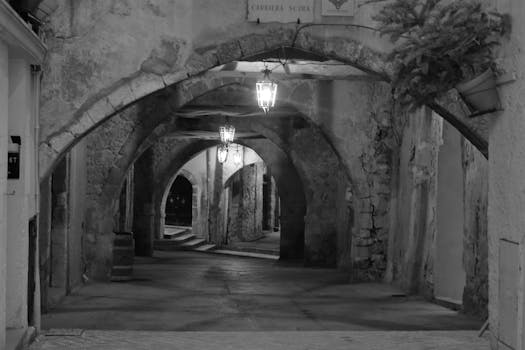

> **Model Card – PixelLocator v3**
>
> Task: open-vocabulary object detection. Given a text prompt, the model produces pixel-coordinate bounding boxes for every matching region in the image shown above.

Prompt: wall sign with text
[247,0,314,23]
[322,0,356,16]
[7,136,21,180]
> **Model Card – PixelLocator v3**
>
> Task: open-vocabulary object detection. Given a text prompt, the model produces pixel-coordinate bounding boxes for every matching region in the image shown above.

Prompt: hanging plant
[372,0,510,112]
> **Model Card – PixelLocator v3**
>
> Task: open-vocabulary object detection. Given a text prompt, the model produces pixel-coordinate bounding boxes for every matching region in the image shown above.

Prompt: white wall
[6,59,33,329]
[0,39,9,349]
[435,121,466,304]
[68,140,87,291]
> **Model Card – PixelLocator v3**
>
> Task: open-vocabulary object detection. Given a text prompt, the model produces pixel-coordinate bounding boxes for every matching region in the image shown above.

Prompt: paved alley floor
[33,251,489,349]
[227,231,280,255]
[30,330,490,350]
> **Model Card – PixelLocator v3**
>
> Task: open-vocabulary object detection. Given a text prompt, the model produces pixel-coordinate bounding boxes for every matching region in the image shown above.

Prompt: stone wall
[462,138,489,318]
[77,76,396,278]
[389,108,488,318]
[389,108,441,296]
[39,139,87,310]
[167,144,264,239]
[317,80,396,279]
[225,162,265,243]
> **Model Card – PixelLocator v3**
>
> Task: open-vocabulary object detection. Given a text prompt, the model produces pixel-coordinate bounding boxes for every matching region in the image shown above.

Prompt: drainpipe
[30,63,42,332]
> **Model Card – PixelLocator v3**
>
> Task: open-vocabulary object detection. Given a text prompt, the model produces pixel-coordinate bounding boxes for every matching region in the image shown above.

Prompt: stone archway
[40,31,488,180]
[150,139,308,262]
[161,169,198,229]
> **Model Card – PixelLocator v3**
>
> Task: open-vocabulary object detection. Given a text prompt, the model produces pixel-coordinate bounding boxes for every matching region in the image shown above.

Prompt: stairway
[154,226,216,252]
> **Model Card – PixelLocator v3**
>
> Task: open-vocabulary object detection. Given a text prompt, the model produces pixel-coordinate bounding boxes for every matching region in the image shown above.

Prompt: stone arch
[40,31,488,180]
[93,77,359,218]
[160,168,199,235]
[150,139,307,261]
[81,78,359,278]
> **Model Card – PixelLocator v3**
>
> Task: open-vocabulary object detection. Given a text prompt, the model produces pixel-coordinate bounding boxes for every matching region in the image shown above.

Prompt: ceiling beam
[174,105,298,119]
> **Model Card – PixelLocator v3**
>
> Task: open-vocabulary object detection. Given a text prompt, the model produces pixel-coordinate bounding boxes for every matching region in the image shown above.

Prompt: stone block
[185,51,220,77]
[49,131,75,154]
[107,82,136,111]
[161,69,187,87]
[68,113,96,137]
[129,73,165,101]
[264,28,294,50]
[237,34,267,57]
[216,41,242,64]
[87,97,116,124]
[39,143,59,179]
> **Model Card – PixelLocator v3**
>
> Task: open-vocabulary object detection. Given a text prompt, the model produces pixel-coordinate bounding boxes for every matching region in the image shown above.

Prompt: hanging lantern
[256,68,278,114]
[232,145,242,166]
[217,145,229,163]
[219,125,235,144]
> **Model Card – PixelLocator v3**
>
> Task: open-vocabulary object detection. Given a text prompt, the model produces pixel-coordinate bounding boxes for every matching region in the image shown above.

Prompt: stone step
[227,246,279,256]
[194,244,216,252]
[163,227,191,239]
[153,239,183,251]
[181,238,207,249]
[172,233,196,243]
[211,249,279,260]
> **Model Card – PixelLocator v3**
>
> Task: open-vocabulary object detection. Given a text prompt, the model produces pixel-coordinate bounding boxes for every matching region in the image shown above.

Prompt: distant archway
[164,175,193,227]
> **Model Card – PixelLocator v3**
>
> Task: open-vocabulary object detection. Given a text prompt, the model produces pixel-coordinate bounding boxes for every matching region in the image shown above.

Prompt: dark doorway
[28,216,37,325]
[165,175,193,226]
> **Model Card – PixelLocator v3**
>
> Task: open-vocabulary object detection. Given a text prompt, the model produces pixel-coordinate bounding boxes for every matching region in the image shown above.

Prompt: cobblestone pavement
[42,252,481,332]
[30,330,490,350]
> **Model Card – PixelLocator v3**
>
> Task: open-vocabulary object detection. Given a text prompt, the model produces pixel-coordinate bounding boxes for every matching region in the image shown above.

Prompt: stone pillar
[50,157,69,291]
[38,176,52,312]
[279,202,305,261]
[262,171,273,231]
[133,150,155,256]
[225,163,264,243]
[208,152,224,244]
[461,137,488,318]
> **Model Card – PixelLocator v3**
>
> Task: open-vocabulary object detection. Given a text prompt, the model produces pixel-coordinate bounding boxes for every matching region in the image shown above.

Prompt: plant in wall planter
[372,0,510,115]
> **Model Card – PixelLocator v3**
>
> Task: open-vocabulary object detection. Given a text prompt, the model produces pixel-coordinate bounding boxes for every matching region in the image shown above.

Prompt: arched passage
[40,33,488,181]
[29,3,497,342]
[150,140,307,261]
[79,76,359,279]
[164,175,194,227]
[161,169,198,235]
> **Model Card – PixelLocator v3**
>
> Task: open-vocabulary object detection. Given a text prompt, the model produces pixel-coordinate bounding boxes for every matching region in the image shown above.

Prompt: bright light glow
[219,125,235,144]
[256,69,278,114]
[217,145,228,163]
[232,147,242,166]
[256,81,278,113]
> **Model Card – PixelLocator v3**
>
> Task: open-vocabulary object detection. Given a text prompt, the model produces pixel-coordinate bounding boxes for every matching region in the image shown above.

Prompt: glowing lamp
[219,125,235,144]
[256,68,278,114]
[232,146,242,166]
[217,145,228,163]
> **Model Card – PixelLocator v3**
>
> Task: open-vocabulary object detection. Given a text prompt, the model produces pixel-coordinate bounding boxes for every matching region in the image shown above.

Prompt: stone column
[38,176,52,312]
[50,157,69,292]
[208,151,224,244]
[133,149,155,256]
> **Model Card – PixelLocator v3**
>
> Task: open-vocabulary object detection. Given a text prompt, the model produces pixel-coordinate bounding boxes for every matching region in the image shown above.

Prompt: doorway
[165,175,193,227]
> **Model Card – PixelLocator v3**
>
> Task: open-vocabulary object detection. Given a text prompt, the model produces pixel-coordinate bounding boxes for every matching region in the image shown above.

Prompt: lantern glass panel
[256,80,277,113]
[217,145,228,163]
